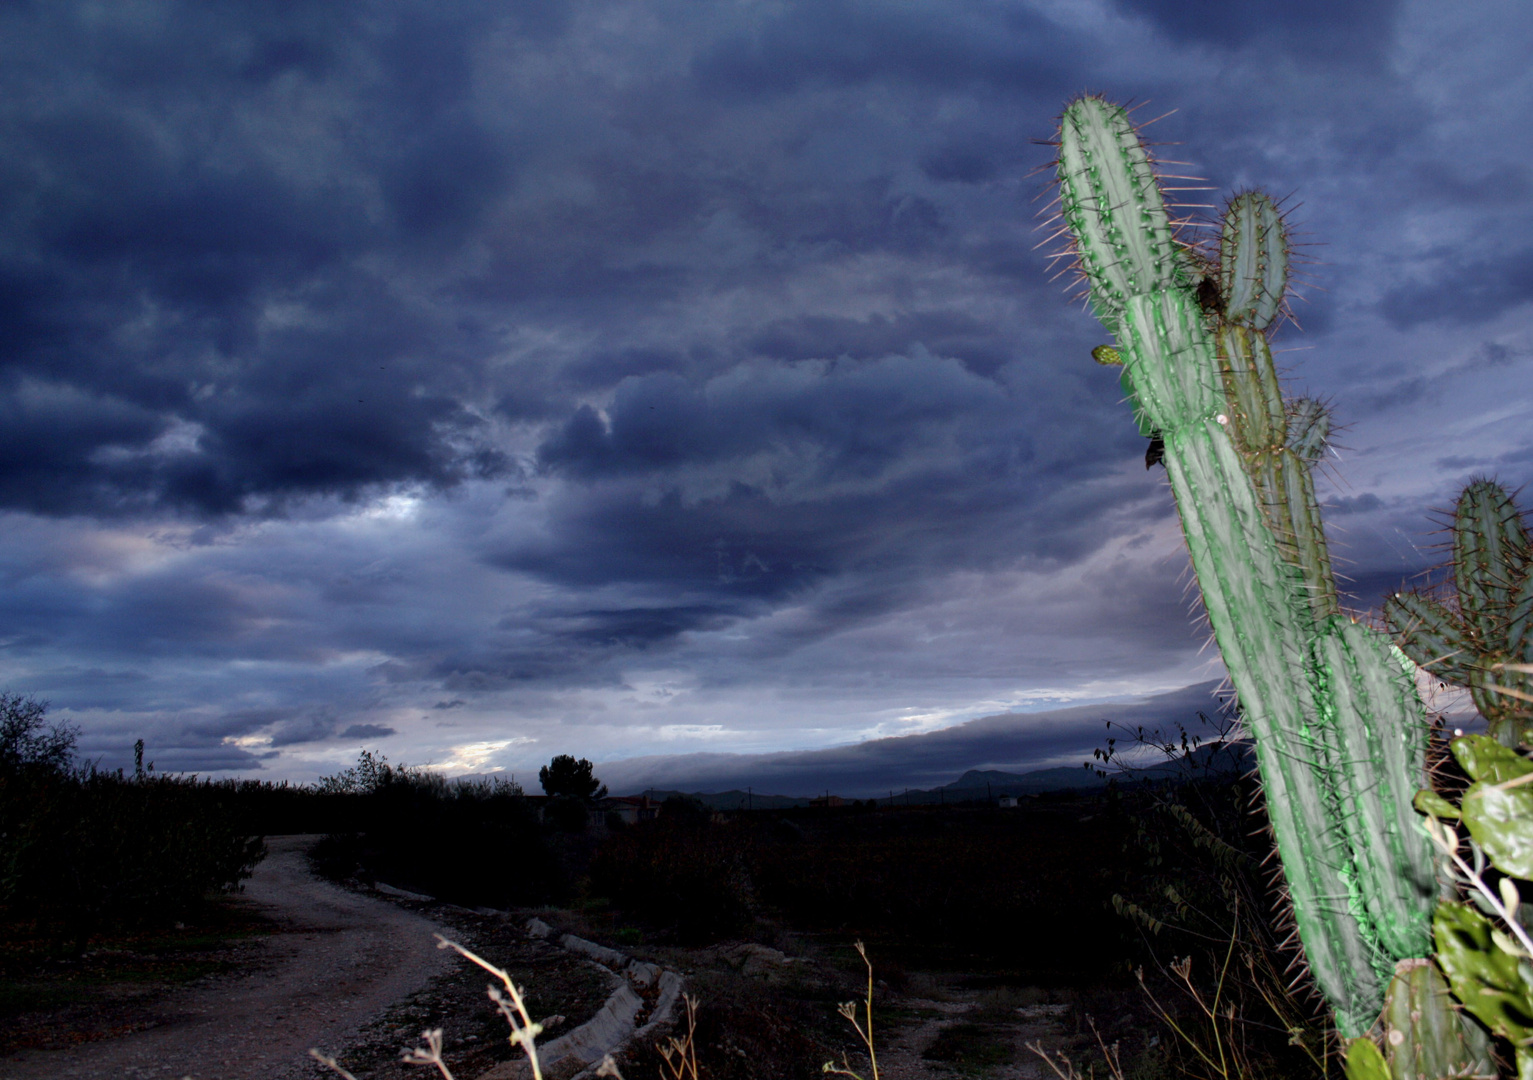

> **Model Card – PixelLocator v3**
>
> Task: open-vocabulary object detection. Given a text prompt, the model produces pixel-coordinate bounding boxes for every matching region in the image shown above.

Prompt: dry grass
[311,935,548,1080]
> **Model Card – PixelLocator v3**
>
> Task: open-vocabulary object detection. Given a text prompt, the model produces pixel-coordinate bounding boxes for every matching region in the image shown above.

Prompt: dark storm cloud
[1118,0,1400,59]
[1380,249,1533,329]
[0,0,1527,778]
[339,723,395,740]
[599,681,1227,797]
[0,2,516,516]
[537,354,1015,480]
[690,0,1073,97]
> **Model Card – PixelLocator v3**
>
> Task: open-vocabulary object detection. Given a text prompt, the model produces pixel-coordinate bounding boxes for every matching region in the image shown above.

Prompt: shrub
[310,757,567,907]
[590,815,755,943]
[0,695,265,943]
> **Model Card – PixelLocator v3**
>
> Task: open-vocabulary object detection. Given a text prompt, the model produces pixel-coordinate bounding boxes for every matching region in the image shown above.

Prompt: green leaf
[1415,788,1462,820]
[1434,901,1533,1045]
[1462,780,1533,879]
[1453,734,1533,784]
[1344,1036,1390,1080]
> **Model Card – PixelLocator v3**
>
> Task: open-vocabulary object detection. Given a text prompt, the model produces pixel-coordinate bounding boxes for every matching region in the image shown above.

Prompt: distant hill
[622,788,815,811]
[942,766,1104,794]
[633,740,1253,810]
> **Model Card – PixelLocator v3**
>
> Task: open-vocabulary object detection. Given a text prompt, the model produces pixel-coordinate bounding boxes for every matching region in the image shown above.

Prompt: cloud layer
[0,1,1529,780]
[597,681,1228,797]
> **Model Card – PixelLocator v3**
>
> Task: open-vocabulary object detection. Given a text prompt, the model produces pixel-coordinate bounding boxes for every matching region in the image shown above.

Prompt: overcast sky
[0,0,1528,789]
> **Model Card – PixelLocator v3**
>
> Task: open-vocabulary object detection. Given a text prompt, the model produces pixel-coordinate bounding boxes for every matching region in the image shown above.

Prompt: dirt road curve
[4,835,451,1080]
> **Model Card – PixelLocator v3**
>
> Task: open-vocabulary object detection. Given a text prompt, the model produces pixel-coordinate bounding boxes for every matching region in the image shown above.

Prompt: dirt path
[3,835,452,1080]
[873,996,1076,1080]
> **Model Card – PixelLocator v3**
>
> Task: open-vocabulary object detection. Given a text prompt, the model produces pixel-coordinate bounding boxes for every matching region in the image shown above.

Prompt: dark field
[3,725,1332,1080]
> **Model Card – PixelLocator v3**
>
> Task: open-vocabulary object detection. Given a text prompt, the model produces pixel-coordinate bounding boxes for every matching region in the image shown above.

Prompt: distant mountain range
[627,739,1254,810]
[597,680,1234,798]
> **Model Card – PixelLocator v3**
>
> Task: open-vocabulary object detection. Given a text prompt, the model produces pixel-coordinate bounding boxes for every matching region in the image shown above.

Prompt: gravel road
[3,835,451,1080]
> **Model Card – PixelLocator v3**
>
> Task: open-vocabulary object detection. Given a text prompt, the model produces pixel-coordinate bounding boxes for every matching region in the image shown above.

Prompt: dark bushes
[0,695,265,942]
[590,807,755,943]
[309,760,565,908]
[589,795,1137,973]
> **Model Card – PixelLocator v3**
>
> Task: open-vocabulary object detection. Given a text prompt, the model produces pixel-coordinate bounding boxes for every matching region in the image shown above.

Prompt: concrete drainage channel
[368,884,685,1080]
[471,918,685,1080]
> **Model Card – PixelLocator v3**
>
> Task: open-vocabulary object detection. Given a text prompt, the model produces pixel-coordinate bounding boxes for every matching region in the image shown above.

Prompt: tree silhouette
[538,754,607,801]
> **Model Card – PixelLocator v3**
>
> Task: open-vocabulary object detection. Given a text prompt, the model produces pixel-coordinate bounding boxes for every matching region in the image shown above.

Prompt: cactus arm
[1281,451,1341,623]
[1286,398,1331,464]
[1456,480,1532,641]
[1383,592,1476,686]
[1380,958,1494,1080]
[1214,217,1339,627]
[1056,97,1190,337]
[1509,561,1533,660]
[1390,482,1533,745]
[1220,191,1289,330]
[1166,423,1388,1032]
[1218,325,1287,449]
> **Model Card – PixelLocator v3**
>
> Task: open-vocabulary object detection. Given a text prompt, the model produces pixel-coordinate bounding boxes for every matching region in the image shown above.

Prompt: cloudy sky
[0,0,1528,790]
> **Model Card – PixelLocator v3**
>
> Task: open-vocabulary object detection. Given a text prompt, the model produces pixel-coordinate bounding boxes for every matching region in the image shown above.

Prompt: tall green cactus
[1053,96,1438,1036]
[1385,480,1533,747]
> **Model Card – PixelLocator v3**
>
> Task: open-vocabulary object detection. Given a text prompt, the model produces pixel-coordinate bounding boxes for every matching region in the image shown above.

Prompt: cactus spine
[1385,480,1533,747]
[1053,96,1437,1036]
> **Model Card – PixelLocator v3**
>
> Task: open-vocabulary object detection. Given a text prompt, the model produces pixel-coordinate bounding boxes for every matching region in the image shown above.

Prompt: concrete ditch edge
[473,920,685,1080]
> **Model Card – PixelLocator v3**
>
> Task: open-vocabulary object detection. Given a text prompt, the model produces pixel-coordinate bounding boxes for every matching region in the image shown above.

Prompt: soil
[0,836,1099,1080]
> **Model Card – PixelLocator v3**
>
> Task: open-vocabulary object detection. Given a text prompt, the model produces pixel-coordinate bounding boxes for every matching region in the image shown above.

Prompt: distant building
[601,794,659,825]
[809,794,845,808]
[998,796,1019,808]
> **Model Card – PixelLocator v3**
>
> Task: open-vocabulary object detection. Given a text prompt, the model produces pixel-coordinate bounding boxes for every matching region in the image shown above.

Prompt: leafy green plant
[1407,733,1533,1079]
[1051,94,1437,1037]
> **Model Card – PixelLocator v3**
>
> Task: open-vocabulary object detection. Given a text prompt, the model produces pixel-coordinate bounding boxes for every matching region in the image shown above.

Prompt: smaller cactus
[1378,958,1493,1080]
[1385,480,1533,746]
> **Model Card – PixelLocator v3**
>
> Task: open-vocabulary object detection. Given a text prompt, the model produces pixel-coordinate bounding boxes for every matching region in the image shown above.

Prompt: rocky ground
[0,836,1103,1080]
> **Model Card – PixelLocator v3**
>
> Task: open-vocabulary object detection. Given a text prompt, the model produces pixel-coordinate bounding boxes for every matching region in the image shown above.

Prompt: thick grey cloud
[0,0,1528,779]
[598,681,1227,796]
